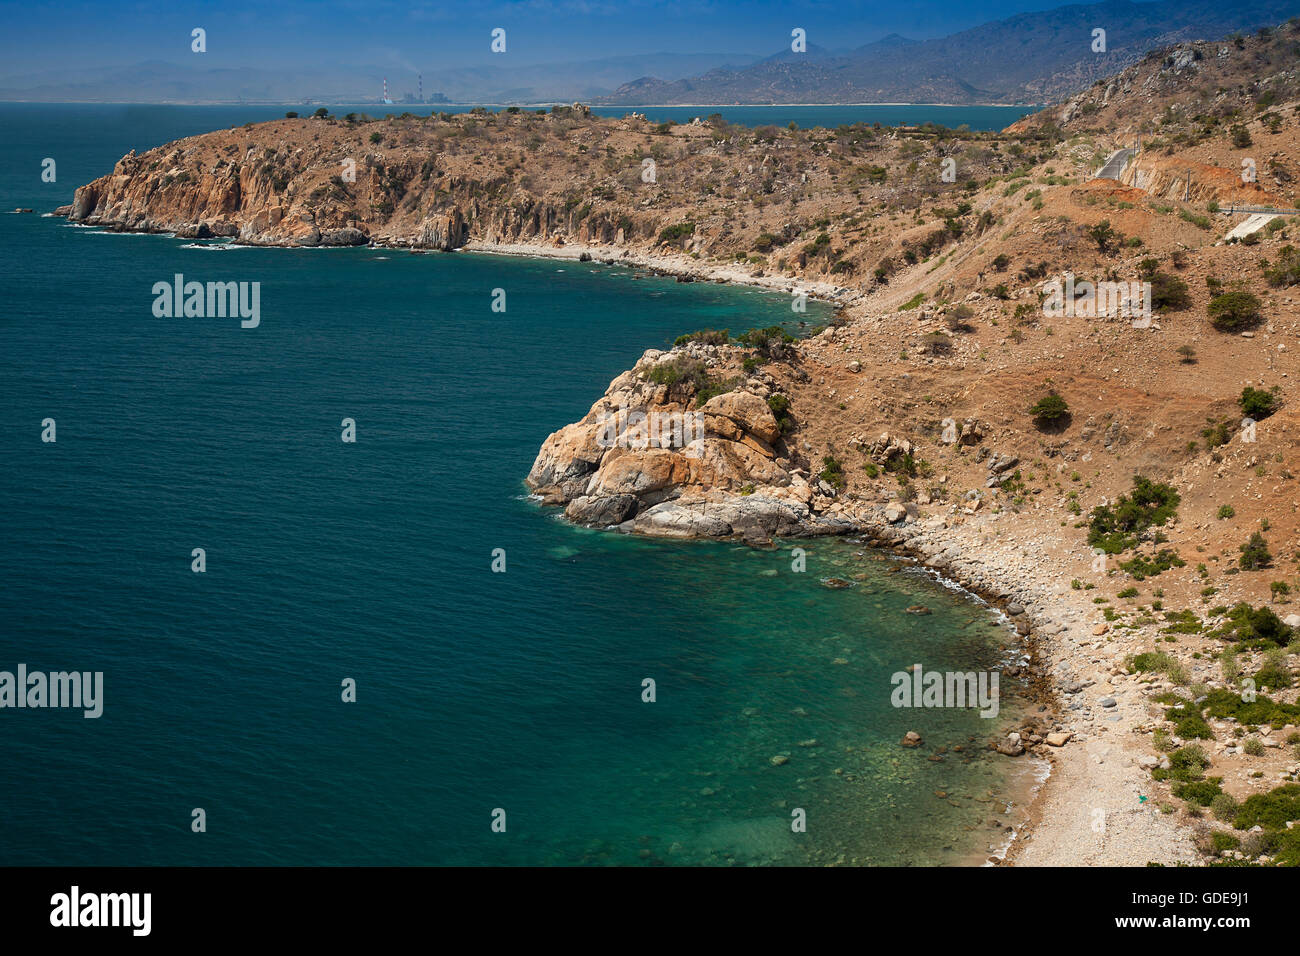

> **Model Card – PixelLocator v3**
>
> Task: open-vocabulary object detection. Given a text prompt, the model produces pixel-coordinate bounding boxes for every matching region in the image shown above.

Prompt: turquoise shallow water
[0,104,1029,865]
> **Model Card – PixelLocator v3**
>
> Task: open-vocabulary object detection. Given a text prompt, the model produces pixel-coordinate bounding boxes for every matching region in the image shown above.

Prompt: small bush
[1210,793,1240,822]
[1129,650,1176,674]
[1240,385,1280,420]
[1239,531,1272,571]
[1208,291,1263,332]
[657,221,696,246]
[736,326,794,359]
[1119,549,1185,580]
[1088,220,1120,252]
[767,394,794,434]
[1173,778,1224,807]
[1150,272,1191,311]
[643,355,710,395]
[1029,391,1069,428]
[673,329,729,347]
[1264,246,1300,287]
[819,456,846,491]
[1211,603,1292,647]
[1087,475,1180,554]
[1234,784,1300,831]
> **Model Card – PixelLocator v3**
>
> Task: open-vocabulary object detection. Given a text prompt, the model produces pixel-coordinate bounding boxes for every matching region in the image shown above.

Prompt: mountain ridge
[599,0,1300,105]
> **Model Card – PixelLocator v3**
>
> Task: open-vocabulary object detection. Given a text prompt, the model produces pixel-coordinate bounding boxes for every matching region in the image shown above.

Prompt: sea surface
[590,103,1039,131]
[0,101,1037,136]
[0,104,1034,865]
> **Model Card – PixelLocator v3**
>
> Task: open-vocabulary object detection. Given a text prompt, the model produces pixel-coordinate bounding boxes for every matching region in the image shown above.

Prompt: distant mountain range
[2,0,1296,106]
[0,52,765,106]
[598,0,1300,105]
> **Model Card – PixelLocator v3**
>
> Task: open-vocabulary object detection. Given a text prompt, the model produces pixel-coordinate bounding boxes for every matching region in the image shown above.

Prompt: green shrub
[1264,245,1300,287]
[1119,549,1185,580]
[1088,220,1120,252]
[1165,705,1214,739]
[1255,664,1294,690]
[1029,391,1069,426]
[1203,688,1300,725]
[1174,777,1224,807]
[1087,476,1180,554]
[1239,531,1272,570]
[673,329,730,347]
[819,456,846,491]
[1155,744,1210,782]
[1240,385,1280,420]
[694,376,740,406]
[1129,650,1176,674]
[1234,784,1300,831]
[1150,272,1191,311]
[1162,609,1203,634]
[643,355,710,393]
[736,325,795,358]
[1210,603,1292,646]
[1208,291,1263,332]
[1202,419,1231,449]
[1211,832,1241,855]
[1211,794,1240,823]
[657,221,696,246]
[767,394,794,434]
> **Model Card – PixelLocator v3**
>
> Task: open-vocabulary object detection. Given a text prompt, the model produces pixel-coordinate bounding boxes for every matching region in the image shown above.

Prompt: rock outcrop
[525,344,856,541]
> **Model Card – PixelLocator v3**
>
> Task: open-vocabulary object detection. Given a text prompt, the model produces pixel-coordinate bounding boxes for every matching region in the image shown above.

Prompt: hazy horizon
[0,0,1180,105]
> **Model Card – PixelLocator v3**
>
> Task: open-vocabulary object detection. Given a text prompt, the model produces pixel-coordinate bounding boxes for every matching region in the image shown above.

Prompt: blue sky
[1,0,1111,72]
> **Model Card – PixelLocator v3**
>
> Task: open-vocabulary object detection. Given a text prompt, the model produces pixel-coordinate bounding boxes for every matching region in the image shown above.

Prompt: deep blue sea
[0,104,1033,865]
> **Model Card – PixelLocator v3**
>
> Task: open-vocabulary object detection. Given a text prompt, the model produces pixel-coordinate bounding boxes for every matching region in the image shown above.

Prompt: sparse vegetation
[1087,476,1180,554]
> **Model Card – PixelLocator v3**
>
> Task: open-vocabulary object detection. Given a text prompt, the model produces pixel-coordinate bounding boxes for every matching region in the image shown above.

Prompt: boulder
[565,494,638,526]
[700,391,780,445]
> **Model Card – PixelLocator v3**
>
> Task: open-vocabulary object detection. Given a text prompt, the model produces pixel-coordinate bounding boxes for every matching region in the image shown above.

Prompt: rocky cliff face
[1122,153,1286,206]
[526,342,862,541]
[53,107,1042,286]
[63,139,375,246]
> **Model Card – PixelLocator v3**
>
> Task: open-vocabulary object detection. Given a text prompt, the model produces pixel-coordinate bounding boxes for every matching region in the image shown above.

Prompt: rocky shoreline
[525,337,1201,866]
